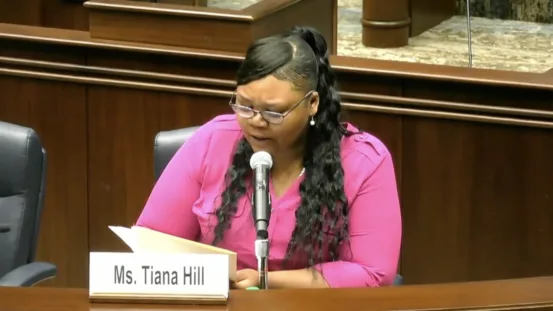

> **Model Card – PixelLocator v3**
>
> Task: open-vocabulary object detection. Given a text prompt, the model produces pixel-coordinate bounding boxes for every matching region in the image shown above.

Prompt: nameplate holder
[89,252,229,305]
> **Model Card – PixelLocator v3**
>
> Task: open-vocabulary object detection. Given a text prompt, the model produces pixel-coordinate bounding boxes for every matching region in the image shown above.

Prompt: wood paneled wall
[0,24,552,288]
[0,0,88,30]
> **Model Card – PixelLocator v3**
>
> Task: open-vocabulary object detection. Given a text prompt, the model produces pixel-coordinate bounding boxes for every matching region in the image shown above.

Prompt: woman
[136,27,401,289]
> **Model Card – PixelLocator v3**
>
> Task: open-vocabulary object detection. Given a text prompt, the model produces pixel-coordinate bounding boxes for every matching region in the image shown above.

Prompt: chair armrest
[0,262,57,287]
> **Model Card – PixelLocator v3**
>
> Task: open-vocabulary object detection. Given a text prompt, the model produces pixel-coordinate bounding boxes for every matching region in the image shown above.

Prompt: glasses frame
[229,90,314,125]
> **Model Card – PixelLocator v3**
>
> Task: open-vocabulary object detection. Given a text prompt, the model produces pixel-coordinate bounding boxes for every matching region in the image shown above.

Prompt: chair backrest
[154,126,200,181]
[0,121,47,278]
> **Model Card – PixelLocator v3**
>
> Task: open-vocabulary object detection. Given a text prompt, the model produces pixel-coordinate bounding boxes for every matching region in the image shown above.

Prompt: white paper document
[108,225,237,280]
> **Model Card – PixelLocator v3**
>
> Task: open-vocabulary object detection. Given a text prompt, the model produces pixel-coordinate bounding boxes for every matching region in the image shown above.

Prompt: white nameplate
[89,252,229,305]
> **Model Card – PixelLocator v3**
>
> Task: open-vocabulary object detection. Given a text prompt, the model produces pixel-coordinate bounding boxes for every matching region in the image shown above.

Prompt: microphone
[249,151,273,240]
[250,151,273,290]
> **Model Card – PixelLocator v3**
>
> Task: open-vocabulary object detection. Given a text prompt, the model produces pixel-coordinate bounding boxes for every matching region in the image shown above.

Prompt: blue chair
[154,126,200,181]
[0,121,57,286]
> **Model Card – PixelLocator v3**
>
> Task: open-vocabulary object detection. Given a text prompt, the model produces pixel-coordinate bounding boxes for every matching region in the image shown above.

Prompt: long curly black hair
[212,26,353,269]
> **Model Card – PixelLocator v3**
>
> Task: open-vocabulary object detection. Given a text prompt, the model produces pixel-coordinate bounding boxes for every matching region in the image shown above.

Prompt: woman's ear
[309,91,320,116]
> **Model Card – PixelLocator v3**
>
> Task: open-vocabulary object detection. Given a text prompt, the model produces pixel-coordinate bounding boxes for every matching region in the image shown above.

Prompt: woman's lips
[249,135,271,144]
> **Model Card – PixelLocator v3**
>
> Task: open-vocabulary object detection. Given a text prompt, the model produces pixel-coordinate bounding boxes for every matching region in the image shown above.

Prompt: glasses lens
[231,104,254,118]
[261,112,284,124]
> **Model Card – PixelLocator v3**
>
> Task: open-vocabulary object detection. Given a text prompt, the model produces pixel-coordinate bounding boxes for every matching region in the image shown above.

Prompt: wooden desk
[2,277,553,311]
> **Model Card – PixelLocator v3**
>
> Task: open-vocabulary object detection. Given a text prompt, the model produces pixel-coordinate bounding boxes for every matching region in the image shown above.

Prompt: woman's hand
[232,269,259,289]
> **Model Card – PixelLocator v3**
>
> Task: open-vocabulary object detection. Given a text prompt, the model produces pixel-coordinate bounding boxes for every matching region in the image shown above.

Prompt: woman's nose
[248,112,269,128]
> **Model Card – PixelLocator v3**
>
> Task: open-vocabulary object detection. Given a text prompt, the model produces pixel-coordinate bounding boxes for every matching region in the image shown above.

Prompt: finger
[235,270,247,281]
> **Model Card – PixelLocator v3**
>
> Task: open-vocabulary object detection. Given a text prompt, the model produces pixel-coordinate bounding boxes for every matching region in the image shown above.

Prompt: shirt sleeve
[314,150,402,288]
[135,126,212,240]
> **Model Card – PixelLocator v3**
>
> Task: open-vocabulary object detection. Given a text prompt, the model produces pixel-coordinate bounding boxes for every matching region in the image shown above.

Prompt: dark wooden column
[361,0,411,48]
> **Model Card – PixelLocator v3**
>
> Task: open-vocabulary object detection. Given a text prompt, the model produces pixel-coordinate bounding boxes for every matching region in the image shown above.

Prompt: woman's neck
[271,146,305,181]
[270,129,309,180]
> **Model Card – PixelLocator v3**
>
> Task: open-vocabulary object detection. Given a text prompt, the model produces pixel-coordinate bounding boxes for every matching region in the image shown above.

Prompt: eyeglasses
[229,91,314,125]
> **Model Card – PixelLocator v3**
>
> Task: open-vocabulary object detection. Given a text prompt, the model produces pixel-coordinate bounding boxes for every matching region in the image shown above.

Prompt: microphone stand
[255,235,269,289]
[253,189,270,290]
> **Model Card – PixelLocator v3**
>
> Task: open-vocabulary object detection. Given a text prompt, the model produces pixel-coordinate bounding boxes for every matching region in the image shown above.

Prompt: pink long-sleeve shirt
[136,114,401,288]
